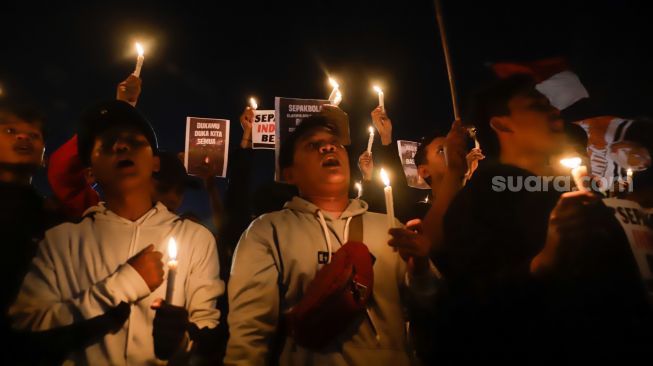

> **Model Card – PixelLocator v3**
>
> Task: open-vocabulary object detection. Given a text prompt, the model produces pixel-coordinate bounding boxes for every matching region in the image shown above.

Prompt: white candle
[366,126,374,154]
[249,97,258,110]
[328,78,339,105]
[560,157,587,192]
[133,43,144,77]
[165,237,178,304]
[355,182,362,199]
[380,168,395,229]
[373,86,385,110]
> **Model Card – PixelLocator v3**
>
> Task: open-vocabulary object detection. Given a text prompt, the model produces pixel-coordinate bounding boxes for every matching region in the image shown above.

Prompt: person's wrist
[381,134,393,145]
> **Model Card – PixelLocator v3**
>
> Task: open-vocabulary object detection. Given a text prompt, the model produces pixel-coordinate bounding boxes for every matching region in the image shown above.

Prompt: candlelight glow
[380,168,390,187]
[333,90,342,105]
[369,126,374,135]
[373,85,383,94]
[560,157,582,169]
[627,168,633,178]
[168,237,178,260]
[355,182,362,198]
[135,42,144,57]
[329,77,339,89]
[249,97,258,110]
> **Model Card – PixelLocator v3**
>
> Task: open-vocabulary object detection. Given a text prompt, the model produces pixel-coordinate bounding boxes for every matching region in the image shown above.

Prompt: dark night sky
[2,0,651,224]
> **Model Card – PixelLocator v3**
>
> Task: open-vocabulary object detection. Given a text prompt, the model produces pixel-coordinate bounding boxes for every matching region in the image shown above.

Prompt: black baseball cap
[77,100,158,166]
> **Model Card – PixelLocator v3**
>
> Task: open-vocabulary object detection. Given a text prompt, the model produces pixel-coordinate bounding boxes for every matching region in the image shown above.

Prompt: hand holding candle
[133,42,145,77]
[373,85,385,110]
[366,126,375,154]
[380,168,395,230]
[165,237,178,304]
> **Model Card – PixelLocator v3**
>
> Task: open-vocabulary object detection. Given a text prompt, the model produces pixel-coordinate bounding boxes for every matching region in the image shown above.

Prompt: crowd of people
[1,66,652,366]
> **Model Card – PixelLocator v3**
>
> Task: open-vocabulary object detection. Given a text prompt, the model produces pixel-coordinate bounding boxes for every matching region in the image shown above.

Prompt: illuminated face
[500,93,566,156]
[417,137,447,186]
[88,126,159,194]
[285,130,350,197]
[0,112,45,167]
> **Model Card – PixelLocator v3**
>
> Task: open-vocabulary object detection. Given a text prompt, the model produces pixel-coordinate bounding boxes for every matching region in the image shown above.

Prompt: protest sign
[184,117,230,177]
[397,140,430,189]
[604,198,653,304]
[252,110,276,150]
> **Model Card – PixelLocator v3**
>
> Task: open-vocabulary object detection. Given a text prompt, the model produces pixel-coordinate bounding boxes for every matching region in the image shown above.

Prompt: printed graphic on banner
[184,117,230,177]
[397,140,430,190]
[274,97,329,181]
[604,198,653,305]
[576,117,651,191]
[252,110,276,150]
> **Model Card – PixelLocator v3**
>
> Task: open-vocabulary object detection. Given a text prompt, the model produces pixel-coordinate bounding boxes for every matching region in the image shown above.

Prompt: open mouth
[321,156,341,168]
[13,142,34,154]
[116,159,135,169]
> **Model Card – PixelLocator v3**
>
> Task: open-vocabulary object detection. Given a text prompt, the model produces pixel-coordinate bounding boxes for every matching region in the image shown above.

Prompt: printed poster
[184,117,230,177]
[252,110,276,150]
[604,198,653,305]
[397,140,430,190]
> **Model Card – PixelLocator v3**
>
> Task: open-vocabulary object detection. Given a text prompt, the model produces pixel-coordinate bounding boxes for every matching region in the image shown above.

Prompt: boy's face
[88,126,159,193]
[498,93,566,156]
[0,112,45,167]
[285,130,350,197]
[417,137,447,186]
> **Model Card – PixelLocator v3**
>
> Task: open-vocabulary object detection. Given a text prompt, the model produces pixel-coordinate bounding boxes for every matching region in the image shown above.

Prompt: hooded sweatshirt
[225,197,440,366]
[10,202,223,365]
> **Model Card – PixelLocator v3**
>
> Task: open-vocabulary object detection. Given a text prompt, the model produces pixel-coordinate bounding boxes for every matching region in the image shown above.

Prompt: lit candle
[373,86,385,110]
[560,157,588,192]
[355,182,362,199]
[366,126,375,155]
[469,127,480,150]
[332,90,342,106]
[627,168,634,191]
[328,77,339,105]
[249,97,258,110]
[133,43,145,77]
[165,237,178,304]
[380,168,395,229]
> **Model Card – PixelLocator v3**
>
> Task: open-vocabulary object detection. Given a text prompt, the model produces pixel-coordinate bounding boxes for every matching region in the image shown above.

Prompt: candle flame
[249,97,258,110]
[135,42,144,57]
[373,85,383,94]
[560,157,582,169]
[424,195,430,204]
[627,168,633,178]
[329,77,339,89]
[369,126,374,135]
[168,237,177,260]
[380,168,390,187]
[355,182,362,195]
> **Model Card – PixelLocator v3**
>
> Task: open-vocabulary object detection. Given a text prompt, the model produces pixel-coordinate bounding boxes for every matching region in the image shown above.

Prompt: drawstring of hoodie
[316,210,352,264]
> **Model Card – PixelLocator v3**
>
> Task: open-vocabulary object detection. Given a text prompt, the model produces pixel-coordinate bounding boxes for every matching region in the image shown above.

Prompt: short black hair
[278,115,340,171]
[414,131,447,167]
[0,99,46,135]
[467,74,538,158]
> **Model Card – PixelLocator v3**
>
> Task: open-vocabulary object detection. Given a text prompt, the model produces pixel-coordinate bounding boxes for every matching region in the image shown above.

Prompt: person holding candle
[225,115,441,366]
[430,75,652,361]
[10,100,224,365]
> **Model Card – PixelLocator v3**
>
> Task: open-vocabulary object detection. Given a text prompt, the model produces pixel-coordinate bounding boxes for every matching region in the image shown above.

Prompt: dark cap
[77,100,158,166]
[153,151,202,192]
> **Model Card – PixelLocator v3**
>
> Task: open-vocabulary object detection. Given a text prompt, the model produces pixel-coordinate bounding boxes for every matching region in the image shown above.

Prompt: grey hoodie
[10,202,223,365]
[226,197,439,366]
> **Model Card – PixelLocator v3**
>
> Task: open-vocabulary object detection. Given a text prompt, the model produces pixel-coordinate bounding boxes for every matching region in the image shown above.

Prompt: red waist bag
[285,215,373,349]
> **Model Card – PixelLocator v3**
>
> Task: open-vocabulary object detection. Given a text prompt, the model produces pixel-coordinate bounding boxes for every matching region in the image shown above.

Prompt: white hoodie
[225,197,440,366]
[10,202,223,365]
